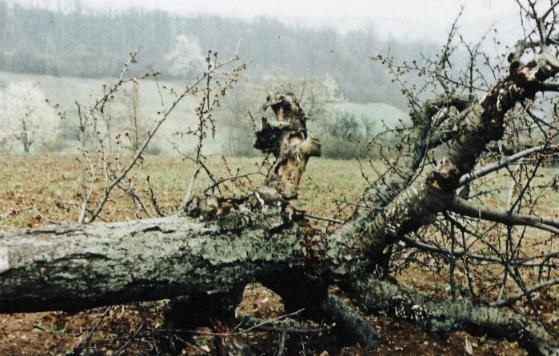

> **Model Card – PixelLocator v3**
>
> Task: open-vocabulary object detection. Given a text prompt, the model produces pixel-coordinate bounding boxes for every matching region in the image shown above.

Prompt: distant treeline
[0,1,437,108]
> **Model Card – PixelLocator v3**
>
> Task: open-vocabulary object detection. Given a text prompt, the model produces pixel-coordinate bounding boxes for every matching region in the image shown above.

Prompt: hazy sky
[14,0,525,43]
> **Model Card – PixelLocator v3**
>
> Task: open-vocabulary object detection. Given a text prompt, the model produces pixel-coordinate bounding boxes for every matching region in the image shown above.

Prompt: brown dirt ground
[0,283,531,355]
[0,155,556,355]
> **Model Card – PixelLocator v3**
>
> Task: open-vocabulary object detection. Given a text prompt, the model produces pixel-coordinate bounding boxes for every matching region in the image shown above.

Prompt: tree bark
[347,278,559,356]
[0,216,306,313]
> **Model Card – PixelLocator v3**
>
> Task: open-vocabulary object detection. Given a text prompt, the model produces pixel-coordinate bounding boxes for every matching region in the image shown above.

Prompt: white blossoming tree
[0,81,60,153]
[164,34,205,78]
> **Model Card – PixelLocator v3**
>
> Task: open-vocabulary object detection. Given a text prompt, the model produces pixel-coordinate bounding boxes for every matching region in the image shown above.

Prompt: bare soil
[0,155,555,355]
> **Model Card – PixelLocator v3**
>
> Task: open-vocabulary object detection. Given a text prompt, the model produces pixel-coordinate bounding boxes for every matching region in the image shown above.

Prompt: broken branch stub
[255,93,321,199]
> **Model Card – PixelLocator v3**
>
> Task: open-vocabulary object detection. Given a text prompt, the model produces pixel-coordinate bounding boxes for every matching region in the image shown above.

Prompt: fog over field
[0,0,543,156]
[13,0,522,42]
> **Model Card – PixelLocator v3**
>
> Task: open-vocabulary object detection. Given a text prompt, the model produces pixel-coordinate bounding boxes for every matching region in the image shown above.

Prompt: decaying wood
[321,290,381,349]
[0,214,305,313]
[255,93,321,199]
[347,278,559,356]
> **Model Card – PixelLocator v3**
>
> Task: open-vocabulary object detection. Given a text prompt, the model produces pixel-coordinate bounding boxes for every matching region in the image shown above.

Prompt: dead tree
[2,2,559,355]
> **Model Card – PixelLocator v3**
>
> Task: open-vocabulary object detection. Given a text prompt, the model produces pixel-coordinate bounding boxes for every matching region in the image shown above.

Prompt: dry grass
[0,154,377,229]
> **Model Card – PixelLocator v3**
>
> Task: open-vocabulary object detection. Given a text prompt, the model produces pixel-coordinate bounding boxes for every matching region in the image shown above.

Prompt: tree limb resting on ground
[4,11,559,353]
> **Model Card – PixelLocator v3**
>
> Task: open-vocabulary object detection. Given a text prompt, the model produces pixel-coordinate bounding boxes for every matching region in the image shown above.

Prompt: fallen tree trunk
[347,278,559,355]
[0,216,305,312]
[2,216,557,354]
[3,37,559,354]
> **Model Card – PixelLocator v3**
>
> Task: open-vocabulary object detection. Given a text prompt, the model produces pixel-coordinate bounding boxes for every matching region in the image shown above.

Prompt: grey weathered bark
[0,216,305,313]
[321,291,381,349]
[3,34,559,354]
[347,278,559,356]
[255,93,321,199]
[450,197,559,235]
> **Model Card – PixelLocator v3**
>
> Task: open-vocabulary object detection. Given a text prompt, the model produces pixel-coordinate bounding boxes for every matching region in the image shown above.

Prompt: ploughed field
[0,155,557,355]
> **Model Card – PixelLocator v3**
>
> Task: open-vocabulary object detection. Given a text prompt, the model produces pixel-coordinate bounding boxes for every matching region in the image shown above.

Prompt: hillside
[337,102,409,129]
[0,72,407,156]
[0,2,439,108]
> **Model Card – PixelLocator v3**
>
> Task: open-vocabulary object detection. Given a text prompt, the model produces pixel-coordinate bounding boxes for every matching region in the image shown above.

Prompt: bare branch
[449,197,559,235]
[459,144,558,186]
[492,278,559,307]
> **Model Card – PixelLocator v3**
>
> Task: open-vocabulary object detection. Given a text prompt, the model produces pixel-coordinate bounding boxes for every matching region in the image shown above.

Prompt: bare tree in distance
[3,2,559,355]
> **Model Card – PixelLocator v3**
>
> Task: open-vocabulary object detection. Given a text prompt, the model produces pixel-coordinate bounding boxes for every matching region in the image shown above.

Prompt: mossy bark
[347,278,559,356]
[0,216,306,313]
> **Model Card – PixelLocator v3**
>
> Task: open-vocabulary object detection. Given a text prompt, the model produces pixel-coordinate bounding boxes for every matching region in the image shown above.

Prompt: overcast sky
[13,0,525,43]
